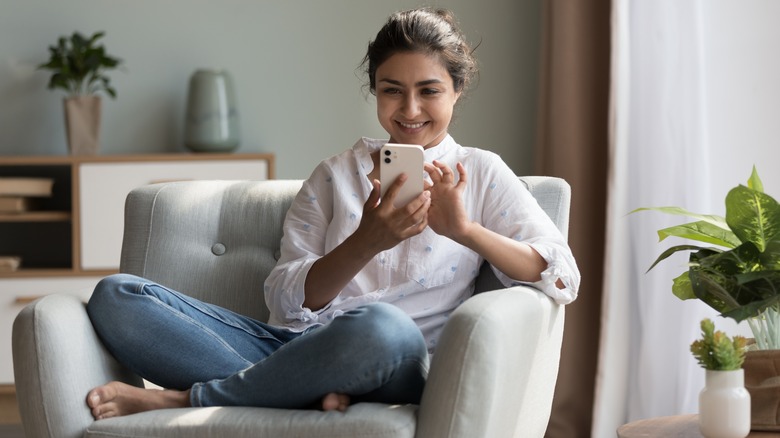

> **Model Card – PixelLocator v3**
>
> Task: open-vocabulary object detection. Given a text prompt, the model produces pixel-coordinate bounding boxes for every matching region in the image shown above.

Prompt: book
[0,256,21,272]
[0,177,54,197]
[0,196,34,213]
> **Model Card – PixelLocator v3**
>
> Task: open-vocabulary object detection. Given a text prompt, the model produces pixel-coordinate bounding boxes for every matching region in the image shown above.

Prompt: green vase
[184,69,240,152]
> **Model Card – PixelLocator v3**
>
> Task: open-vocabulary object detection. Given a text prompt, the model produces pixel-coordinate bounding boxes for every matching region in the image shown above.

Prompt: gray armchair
[13,176,569,438]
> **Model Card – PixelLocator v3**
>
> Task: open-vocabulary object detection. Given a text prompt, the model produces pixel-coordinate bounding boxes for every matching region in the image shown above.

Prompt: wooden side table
[617,414,780,437]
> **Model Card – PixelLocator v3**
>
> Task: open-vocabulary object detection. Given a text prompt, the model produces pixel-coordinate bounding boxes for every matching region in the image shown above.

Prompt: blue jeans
[86,274,429,409]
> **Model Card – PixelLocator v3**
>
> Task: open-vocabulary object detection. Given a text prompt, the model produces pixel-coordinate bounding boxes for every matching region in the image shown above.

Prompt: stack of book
[0,177,54,272]
[0,255,21,272]
[0,177,54,213]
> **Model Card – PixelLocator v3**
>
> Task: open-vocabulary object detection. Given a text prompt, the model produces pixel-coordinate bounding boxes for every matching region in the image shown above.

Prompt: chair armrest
[415,286,565,438]
[12,294,142,438]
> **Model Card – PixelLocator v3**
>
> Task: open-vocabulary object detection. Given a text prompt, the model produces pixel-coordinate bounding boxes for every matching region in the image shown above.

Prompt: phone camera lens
[384,150,391,156]
[384,158,391,164]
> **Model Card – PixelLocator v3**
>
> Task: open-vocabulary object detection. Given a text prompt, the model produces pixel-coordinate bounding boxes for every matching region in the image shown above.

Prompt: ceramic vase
[64,95,101,155]
[699,369,751,438]
[184,69,240,152]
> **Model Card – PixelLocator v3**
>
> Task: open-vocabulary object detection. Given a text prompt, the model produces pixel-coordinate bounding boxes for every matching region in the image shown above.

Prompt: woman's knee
[88,273,145,315]
[339,303,427,357]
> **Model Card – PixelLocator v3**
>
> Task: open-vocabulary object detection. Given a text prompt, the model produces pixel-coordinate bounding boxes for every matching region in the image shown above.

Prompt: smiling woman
[361,8,477,151]
[82,6,579,424]
[373,52,459,149]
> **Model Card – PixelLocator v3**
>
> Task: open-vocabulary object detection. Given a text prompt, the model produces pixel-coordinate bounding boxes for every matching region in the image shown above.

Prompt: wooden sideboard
[0,153,274,386]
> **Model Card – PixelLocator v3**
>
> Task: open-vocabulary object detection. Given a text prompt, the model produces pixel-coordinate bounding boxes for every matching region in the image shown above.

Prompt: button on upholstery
[211,243,226,256]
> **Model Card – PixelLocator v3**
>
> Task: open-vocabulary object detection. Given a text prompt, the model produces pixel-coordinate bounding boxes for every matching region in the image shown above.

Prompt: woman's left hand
[424,160,471,242]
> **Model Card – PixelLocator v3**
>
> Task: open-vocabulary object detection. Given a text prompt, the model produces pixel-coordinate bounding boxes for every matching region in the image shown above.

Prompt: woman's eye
[422,88,440,95]
[382,88,401,95]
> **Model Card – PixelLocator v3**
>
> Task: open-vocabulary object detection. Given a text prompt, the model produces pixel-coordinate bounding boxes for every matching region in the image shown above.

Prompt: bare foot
[321,392,350,412]
[87,381,190,420]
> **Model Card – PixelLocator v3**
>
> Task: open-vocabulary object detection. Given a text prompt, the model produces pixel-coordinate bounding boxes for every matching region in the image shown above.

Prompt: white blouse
[265,135,580,351]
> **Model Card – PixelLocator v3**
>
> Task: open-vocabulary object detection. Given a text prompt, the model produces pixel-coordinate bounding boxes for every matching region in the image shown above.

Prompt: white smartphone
[380,143,424,208]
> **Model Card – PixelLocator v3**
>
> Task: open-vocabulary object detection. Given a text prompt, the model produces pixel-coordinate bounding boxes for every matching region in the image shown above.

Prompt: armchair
[13,176,569,438]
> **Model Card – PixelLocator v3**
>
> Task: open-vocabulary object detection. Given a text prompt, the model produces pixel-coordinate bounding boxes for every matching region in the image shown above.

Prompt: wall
[704,0,780,203]
[0,0,541,179]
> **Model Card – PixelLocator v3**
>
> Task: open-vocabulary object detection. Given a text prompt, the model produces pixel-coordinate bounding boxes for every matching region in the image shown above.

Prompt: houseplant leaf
[38,31,122,98]
[646,244,711,272]
[689,268,743,316]
[726,185,780,252]
[658,220,740,248]
[672,271,696,300]
[721,294,780,322]
[748,165,764,193]
[689,243,772,322]
[759,240,780,270]
[631,206,730,231]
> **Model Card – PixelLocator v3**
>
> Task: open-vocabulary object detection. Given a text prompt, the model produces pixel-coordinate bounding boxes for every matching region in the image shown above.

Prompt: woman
[86,7,580,419]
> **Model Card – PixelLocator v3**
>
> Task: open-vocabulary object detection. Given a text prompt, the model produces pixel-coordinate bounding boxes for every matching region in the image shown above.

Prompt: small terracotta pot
[64,96,101,155]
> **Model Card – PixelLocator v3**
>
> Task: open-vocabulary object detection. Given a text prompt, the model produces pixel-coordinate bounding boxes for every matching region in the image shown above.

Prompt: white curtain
[592,1,718,436]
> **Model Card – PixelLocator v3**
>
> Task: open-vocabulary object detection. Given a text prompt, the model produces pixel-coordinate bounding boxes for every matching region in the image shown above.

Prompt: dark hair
[361,8,478,96]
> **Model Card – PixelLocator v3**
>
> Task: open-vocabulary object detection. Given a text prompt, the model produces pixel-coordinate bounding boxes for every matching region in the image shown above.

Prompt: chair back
[120,176,570,321]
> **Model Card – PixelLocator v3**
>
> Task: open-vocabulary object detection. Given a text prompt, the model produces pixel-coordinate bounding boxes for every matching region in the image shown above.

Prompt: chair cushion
[84,403,417,438]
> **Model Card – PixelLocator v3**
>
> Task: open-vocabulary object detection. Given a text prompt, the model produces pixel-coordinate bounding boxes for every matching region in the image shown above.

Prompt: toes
[321,393,350,412]
[87,391,101,409]
[336,394,350,412]
[87,383,121,419]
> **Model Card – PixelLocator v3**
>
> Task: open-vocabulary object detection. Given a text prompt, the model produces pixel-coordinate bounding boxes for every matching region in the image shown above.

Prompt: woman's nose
[401,95,421,117]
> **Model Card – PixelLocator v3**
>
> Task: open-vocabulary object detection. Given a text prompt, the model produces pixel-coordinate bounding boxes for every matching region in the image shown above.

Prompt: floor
[0,424,24,438]
[0,385,23,438]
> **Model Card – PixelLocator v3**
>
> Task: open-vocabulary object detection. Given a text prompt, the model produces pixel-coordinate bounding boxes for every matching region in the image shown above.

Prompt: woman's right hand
[303,175,430,311]
[353,176,431,255]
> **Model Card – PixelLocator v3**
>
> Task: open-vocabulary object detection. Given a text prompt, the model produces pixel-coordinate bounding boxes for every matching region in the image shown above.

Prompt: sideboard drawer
[1,277,100,383]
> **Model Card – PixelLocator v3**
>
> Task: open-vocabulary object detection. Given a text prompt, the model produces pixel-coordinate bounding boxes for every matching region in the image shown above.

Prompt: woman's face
[375,52,460,149]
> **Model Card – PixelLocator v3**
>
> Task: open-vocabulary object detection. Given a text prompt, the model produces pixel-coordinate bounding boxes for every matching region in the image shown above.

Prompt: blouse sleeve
[477,153,580,304]
[264,163,334,328]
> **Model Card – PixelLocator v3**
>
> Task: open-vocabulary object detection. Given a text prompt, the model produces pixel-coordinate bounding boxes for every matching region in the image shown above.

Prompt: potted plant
[691,318,750,438]
[38,31,122,155]
[635,167,780,430]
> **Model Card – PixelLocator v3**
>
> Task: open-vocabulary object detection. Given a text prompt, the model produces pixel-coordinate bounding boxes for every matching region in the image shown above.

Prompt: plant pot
[64,96,101,155]
[743,349,780,431]
[699,369,750,438]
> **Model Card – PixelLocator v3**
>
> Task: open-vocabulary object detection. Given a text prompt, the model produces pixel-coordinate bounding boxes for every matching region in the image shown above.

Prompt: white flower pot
[699,369,751,438]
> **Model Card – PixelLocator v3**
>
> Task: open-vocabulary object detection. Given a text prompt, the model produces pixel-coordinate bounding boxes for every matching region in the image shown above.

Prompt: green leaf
[688,243,775,322]
[657,221,740,248]
[697,241,762,275]
[748,166,764,193]
[689,268,742,316]
[672,271,696,300]
[721,294,780,322]
[630,207,730,231]
[39,30,121,98]
[734,270,780,287]
[726,185,780,252]
[646,244,709,272]
[760,240,780,270]
[87,31,105,46]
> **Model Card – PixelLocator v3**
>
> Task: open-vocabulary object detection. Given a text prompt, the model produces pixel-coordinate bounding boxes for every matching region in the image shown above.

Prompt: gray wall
[0,0,541,179]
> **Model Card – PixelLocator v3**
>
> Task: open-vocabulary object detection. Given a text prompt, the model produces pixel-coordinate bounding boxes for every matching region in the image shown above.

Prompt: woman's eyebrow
[377,78,445,87]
